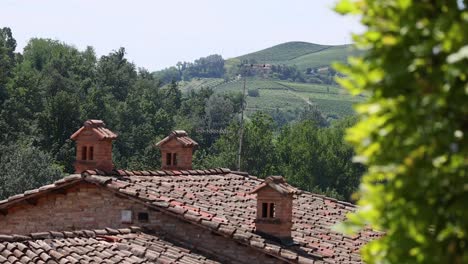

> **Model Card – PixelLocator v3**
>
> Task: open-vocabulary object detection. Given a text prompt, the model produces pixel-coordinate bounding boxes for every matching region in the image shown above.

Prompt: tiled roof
[70,120,117,141]
[0,227,220,263]
[0,169,381,263]
[155,130,198,148]
[250,176,298,195]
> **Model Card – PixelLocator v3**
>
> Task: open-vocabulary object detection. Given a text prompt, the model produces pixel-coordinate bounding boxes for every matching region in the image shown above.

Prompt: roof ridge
[305,193,358,208]
[0,226,142,243]
[0,174,83,209]
[83,167,232,177]
[155,130,199,148]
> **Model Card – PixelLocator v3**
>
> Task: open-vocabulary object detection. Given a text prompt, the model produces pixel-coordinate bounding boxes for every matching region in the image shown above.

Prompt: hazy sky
[0,0,362,71]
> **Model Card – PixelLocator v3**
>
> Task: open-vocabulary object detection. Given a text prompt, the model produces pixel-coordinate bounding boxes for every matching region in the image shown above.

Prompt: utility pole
[237,64,269,171]
[237,74,247,171]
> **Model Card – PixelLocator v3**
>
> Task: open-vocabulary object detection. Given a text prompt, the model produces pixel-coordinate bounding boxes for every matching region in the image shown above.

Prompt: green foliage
[197,122,240,170]
[237,41,329,65]
[203,113,363,200]
[224,58,242,79]
[288,45,359,70]
[236,41,358,71]
[195,77,361,119]
[269,64,306,82]
[154,54,225,83]
[247,88,260,97]
[0,27,16,104]
[241,113,277,177]
[177,78,225,93]
[334,0,468,263]
[152,66,180,83]
[205,94,235,129]
[298,105,329,127]
[97,47,137,101]
[202,113,277,177]
[0,30,189,175]
[277,117,363,200]
[0,143,64,199]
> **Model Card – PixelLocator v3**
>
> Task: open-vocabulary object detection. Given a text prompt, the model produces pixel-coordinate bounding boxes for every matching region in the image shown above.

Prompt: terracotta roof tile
[155,130,199,148]
[250,176,298,195]
[0,227,219,263]
[0,168,381,263]
[95,172,380,263]
[70,120,117,141]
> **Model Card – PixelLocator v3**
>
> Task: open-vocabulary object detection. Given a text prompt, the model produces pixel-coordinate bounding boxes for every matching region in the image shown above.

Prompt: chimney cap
[70,119,118,141]
[84,119,105,127]
[250,176,297,195]
[172,130,188,137]
[155,130,198,148]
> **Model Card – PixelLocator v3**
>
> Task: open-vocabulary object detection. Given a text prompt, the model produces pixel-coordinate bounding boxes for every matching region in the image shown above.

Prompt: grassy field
[234,41,358,71]
[236,42,329,64]
[276,81,343,94]
[286,45,359,69]
[179,77,363,118]
[178,78,225,93]
[214,78,284,93]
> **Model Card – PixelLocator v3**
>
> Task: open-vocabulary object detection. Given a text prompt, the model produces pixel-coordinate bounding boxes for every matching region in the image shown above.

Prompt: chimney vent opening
[269,203,275,218]
[156,130,198,170]
[89,146,94,160]
[70,119,117,173]
[261,202,276,218]
[166,153,172,166]
[250,176,297,242]
[82,146,87,160]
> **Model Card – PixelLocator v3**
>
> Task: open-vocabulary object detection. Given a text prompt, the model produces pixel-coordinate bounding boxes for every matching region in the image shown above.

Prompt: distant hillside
[235,41,357,70]
[178,77,364,119]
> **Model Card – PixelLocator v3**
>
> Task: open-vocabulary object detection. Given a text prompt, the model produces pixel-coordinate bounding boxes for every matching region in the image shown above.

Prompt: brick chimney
[250,176,297,244]
[155,130,198,170]
[70,120,118,173]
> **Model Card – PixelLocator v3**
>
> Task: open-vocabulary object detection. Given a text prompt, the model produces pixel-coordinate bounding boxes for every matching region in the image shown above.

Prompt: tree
[201,112,277,176]
[0,144,63,199]
[162,80,182,116]
[0,61,41,144]
[247,88,260,97]
[335,0,468,263]
[97,47,137,101]
[112,70,172,169]
[275,118,362,200]
[38,90,81,170]
[205,94,235,130]
[241,113,277,177]
[298,105,329,127]
[0,27,17,104]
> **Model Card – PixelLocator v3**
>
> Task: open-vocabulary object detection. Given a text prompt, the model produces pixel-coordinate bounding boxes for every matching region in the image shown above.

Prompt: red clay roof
[155,130,198,148]
[0,227,220,263]
[70,120,118,141]
[250,176,298,195]
[0,170,381,263]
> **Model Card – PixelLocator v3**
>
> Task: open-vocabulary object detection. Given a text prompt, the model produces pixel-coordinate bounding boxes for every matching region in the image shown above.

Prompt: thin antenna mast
[237,70,247,171]
[237,64,268,171]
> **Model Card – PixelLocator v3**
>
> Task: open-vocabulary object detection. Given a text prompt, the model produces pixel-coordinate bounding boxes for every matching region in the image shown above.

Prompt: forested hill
[154,41,357,84]
[234,41,357,70]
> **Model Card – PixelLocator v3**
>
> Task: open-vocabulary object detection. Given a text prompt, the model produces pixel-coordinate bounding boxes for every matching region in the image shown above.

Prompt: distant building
[0,120,380,263]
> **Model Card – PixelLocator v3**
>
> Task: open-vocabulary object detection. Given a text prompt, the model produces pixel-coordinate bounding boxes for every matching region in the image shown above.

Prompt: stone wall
[0,182,144,234]
[160,139,194,170]
[255,187,293,239]
[0,183,283,264]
